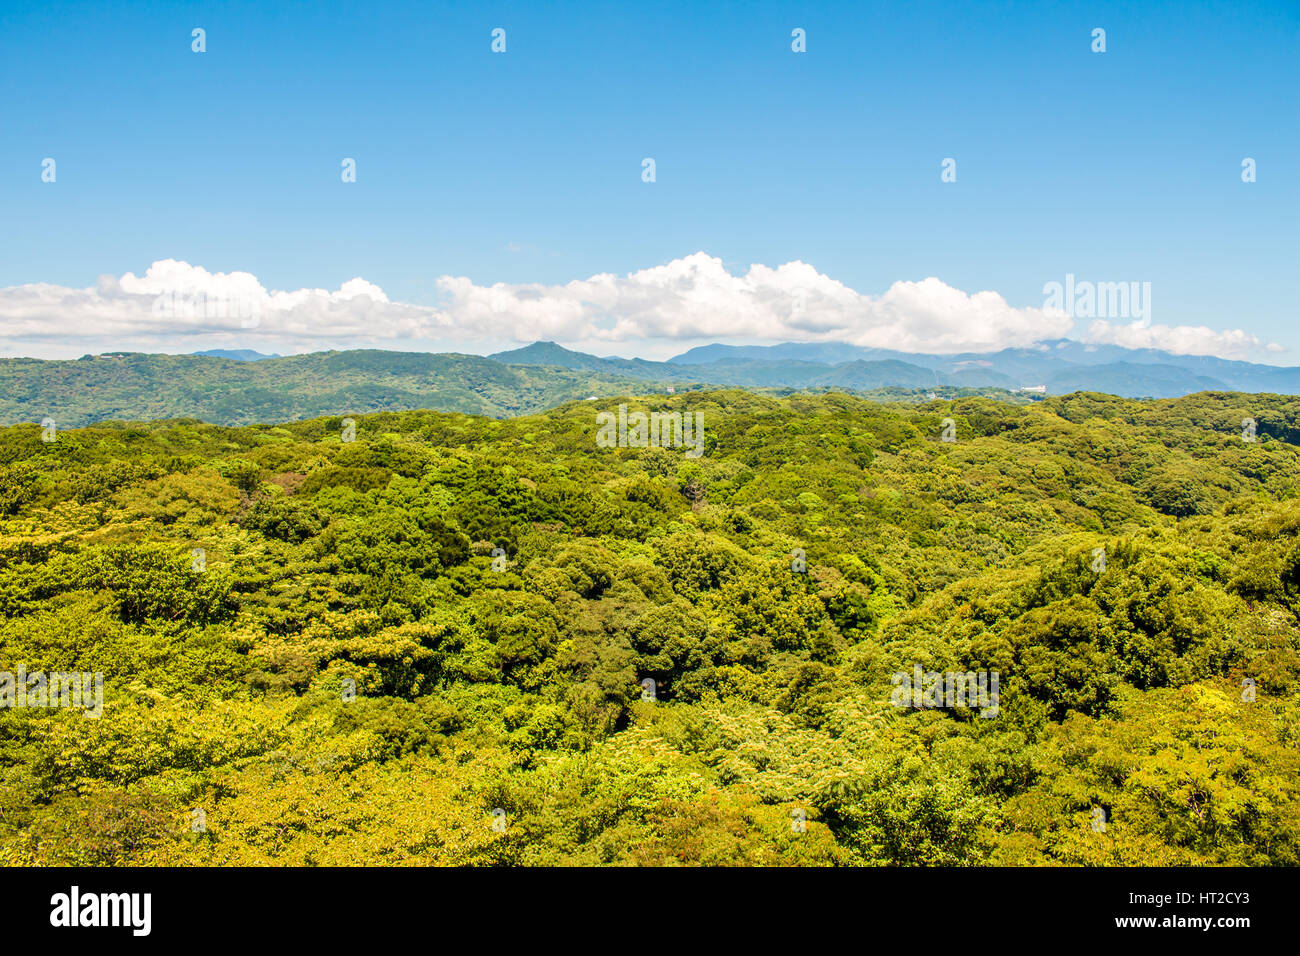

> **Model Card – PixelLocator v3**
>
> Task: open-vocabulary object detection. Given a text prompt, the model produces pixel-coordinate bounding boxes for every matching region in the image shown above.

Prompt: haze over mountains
[1,339,1297,428]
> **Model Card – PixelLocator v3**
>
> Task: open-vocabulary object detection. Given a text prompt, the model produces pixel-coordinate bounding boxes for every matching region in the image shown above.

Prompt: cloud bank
[0,253,1278,361]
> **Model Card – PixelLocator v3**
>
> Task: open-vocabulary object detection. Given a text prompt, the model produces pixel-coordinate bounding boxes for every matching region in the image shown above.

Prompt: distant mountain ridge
[491,339,1300,398]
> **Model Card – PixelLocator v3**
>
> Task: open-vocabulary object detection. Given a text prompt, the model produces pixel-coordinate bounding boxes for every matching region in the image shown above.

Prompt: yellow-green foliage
[1,390,1298,865]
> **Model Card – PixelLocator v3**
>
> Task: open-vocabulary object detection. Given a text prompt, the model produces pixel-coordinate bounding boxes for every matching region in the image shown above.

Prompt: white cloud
[430,254,1071,353]
[1082,319,1280,357]
[0,260,441,357]
[0,253,1274,361]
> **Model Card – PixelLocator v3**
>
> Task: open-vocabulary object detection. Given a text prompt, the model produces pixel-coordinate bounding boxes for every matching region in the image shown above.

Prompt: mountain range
[0,340,1295,428]
[492,339,1300,397]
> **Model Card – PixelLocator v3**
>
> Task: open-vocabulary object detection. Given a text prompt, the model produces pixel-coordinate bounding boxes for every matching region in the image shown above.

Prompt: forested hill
[0,350,664,427]
[1,389,1298,865]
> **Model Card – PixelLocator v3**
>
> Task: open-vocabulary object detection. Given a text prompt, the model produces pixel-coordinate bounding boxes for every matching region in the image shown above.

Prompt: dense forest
[1,388,1298,865]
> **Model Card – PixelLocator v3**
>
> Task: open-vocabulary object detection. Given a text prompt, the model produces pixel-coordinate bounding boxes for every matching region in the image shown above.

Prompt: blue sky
[0,0,1296,360]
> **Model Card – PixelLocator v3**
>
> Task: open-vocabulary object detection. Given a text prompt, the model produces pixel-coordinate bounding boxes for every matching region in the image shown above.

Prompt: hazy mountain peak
[193,349,281,362]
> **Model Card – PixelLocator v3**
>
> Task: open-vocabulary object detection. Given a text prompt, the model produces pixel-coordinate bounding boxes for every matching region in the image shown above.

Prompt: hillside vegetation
[1,389,1298,865]
[0,350,663,427]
